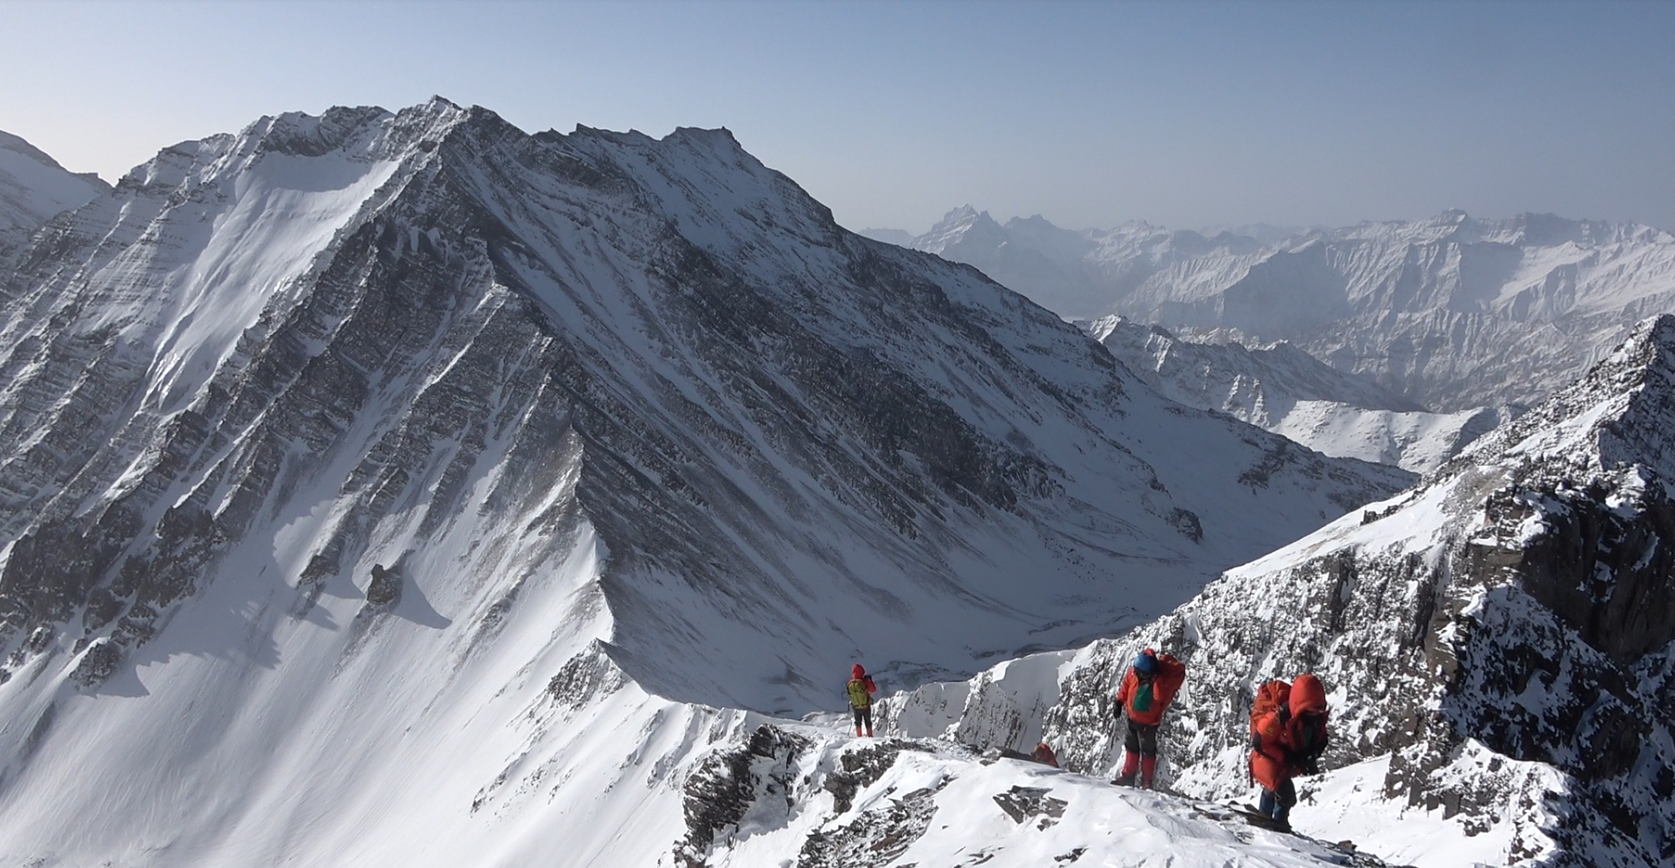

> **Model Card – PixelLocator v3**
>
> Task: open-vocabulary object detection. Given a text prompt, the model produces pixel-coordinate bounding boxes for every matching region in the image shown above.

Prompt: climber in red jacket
[1249,673,1331,830]
[846,663,877,737]
[1111,648,1187,788]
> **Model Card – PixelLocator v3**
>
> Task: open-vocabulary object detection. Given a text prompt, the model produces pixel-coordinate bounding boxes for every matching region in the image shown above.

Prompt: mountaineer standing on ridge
[847,663,877,737]
[1111,648,1187,788]
[1249,673,1331,830]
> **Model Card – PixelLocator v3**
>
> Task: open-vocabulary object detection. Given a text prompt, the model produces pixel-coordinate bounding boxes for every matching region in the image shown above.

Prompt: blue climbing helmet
[1133,649,1159,676]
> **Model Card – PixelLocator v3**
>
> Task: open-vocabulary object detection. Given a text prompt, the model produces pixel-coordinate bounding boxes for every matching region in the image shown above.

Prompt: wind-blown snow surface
[1089,316,1518,473]
[0,130,108,272]
[886,207,1675,413]
[886,316,1675,868]
[0,102,1411,864]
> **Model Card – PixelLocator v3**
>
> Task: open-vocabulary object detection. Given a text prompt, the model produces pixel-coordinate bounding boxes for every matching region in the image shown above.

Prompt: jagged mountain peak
[0,102,1426,865]
[918,204,1003,244]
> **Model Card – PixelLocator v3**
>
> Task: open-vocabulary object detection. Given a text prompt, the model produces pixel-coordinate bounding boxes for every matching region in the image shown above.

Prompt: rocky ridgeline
[890,316,1675,868]
[672,724,1407,868]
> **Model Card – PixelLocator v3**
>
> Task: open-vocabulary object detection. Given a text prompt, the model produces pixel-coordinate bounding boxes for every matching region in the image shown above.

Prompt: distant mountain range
[1089,316,1520,474]
[866,207,1675,414]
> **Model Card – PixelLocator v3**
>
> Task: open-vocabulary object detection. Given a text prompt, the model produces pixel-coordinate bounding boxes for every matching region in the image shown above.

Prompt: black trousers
[852,705,873,731]
[1124,718,1160,758]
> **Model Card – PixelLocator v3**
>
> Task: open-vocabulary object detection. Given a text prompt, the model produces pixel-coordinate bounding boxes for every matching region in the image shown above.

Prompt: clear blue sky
[2,0,1671,233]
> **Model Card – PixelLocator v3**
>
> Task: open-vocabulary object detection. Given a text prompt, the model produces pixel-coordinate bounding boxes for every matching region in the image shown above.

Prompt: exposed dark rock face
[546,644,629,711]
[795,784,941,868]
[68,637,121,688]
[992,784,1068,828]
[820,739,928,814]
[674,724,811,868]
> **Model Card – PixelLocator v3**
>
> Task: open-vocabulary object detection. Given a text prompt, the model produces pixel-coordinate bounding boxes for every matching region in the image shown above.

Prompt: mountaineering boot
[855,726,863,737]
[1140,756,1157,789]
[865,727,873,737]
[1112,751,1140,785]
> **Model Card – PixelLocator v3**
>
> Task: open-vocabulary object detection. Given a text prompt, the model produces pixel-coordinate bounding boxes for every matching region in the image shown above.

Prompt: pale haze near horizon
[1,0,1671,235]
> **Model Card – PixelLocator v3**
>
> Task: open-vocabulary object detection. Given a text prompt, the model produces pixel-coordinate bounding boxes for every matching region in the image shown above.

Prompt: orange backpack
[1249,679,1291,751]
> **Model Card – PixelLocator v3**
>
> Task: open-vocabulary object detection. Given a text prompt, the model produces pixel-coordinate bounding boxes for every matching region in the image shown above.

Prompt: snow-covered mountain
[0,101,1412,865]
[884,208,1675,414]
[887,315,1675,867]
[1089,316,1520,474]
[0,130,107,272]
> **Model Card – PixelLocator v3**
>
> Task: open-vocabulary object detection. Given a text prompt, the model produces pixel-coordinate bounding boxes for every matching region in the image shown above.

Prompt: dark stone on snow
[365,563,402,606]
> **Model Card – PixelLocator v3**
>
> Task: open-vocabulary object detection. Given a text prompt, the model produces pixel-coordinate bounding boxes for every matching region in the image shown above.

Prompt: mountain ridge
[875,207,1675,413]
[1089,315,1520,473]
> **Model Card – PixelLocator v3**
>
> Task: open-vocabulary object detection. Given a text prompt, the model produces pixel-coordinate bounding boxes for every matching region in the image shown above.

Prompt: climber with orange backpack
[846,663,878,737]
[1110,648,1187,788]
[1249,673,1331,830]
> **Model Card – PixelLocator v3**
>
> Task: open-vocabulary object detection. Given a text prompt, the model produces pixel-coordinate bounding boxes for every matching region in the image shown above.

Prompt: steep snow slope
[1090,316,1518,473]
[0,101,1411,862]
[899,208,1675,414]
[0,129,108,272]
[887,315,1675,868]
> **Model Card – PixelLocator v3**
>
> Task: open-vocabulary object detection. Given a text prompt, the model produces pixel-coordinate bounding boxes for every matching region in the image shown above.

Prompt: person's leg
[852,706,864,736]
[1273,778,1296,827]
[1138,723,1159,788]
[862,705,873,737]
[1258,787,1276,816]
[1114,718,1141,784]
